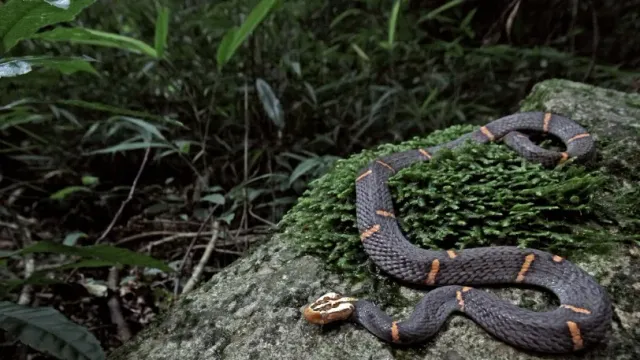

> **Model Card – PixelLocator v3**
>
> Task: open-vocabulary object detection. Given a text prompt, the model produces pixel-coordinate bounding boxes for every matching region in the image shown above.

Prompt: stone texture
[109,79,640,360]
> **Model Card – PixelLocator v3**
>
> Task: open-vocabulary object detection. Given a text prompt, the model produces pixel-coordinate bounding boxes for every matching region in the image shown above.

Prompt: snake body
[303,112,612,354]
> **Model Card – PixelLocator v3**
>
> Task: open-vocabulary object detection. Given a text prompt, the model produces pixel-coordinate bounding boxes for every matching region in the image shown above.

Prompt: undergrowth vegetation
[1,0,639,359]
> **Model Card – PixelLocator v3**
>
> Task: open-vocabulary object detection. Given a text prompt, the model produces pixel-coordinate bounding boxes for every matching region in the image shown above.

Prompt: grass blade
[29,27,157,58]
[418,0,465,23]
[383,0,402,50]
[154,4,170,58]
[87,141,172,155]
[216,0,278,70]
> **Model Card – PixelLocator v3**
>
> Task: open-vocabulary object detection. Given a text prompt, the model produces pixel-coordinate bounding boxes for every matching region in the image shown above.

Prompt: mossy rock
[280,123,618,279]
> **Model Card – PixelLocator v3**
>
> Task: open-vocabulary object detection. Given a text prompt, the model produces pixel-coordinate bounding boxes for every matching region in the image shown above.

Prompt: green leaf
[63,231,88,246]
[418,0,465,23]
[53,259,117,270]
[0,0,96,54]
[12,241,86,258]
[29,56,98,75]
[1,275,64,291]
[50,186,92,200]
[79,244,174,272]
[0,109,47,130]
[201,194,225,205]
[12,241,174,272]
[215,27,237,71]
[255,78,284,129]
[29,27,157,58]
[154,5,170,58]
[350,43,370,61]
[87,141,172,155]
[219,212,235,225]
[57,99,182,125]
[289,157,321,186]
[81,176,99,186]
[0,301,105,360]
[382,0,402,50]
[216,0,278,70]
[115,116,166,141]
[0,56,97,78]
[174,140,191,153]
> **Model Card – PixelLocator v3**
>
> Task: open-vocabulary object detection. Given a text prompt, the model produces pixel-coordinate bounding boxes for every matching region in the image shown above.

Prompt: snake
[302,112,612,354]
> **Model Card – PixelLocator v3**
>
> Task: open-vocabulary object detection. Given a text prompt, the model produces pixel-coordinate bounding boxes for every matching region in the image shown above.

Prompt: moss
[279,123,623,278]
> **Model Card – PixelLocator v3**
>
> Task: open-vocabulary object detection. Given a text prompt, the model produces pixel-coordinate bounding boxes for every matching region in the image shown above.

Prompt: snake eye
[303,292,358,325]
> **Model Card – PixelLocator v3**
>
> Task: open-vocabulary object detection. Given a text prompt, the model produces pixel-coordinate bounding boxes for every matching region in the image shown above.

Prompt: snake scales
[303,112,612,354]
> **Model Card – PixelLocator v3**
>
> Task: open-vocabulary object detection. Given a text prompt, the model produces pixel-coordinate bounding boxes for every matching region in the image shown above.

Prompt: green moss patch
[280,125,614,277]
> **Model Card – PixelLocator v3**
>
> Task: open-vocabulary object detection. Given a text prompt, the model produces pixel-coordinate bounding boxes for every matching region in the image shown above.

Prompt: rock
[109,79,640,360]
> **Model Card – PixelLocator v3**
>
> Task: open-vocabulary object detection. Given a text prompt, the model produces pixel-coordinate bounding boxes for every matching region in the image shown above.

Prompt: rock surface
[109,79,640,360]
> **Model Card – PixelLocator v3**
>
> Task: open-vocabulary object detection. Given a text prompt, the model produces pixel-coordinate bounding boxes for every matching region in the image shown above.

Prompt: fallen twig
[182,220,220,294]
[107,266,132,342]
[115,226,269,246]
[17,220,34,306]
[17,253,34,306]
[173,209,215,296]
[248,206,277,228]
[192,244,242,256]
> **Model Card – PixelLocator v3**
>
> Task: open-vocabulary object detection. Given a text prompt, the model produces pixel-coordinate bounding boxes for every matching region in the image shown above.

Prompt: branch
[96,146,151,244]
[182,220,220,294]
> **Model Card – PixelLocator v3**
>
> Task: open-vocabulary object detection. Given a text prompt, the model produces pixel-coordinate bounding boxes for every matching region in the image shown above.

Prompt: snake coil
[303,112,612,354]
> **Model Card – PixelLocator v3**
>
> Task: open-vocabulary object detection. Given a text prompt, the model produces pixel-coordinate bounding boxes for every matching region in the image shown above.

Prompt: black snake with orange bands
[303,112,612,354]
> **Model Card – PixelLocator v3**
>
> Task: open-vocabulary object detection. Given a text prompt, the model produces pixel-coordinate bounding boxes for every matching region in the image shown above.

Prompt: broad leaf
[201,194,225,205]
[0,56,97,78]
[27,56,98,75]
[9,241,174,272]
[52,259,118,270]
[1,276,64,293]
[5,241,87,258]
[216,27,237,70]
[0,301,105,360]
[255,78,284,129]
[79,244,174,272]
[63,231,88,246]
[289,157,321,185]
[0,0,96,54]
[29,27,157,58]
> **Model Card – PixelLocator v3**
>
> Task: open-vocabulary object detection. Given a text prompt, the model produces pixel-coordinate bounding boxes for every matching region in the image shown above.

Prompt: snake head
[303,292,358,325]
